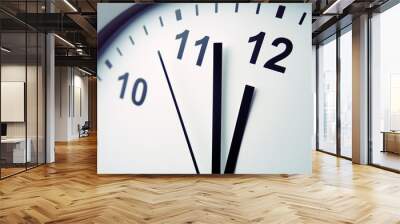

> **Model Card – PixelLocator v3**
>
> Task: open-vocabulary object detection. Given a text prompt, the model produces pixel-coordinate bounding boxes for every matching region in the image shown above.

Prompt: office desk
[1,138,31,163]
[382,131,400,154]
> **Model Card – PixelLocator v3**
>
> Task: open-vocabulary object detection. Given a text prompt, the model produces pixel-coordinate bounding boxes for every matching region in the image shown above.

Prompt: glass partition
[0,1,46,179]
[38,32,45,165]
[317,36,337,155]
[371,3,400,171]
[339,28,352,158]
[27,31,38,169]
[1,31,28,178]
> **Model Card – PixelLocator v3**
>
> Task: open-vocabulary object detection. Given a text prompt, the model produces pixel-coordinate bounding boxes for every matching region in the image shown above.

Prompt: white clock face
[98,3,313,174]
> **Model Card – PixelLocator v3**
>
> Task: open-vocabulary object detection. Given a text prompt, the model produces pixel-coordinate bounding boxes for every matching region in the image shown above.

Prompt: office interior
[315,1,400,172]
[0,0,400,222]
[0,0,399,177]
[0,0,97,179]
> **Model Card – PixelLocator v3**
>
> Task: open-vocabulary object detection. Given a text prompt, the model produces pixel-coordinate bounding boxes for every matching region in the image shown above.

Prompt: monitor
[1,123,7,137]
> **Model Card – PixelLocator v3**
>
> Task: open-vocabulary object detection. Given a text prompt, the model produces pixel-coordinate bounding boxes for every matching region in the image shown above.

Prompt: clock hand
[224,85,255,174]
[212,43,222,174]
[157,50,200,174]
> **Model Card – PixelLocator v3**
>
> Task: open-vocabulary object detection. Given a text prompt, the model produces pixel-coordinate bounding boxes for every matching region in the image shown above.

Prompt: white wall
[55,67,89,141]
[55,66,69,141]
[1,65,39,138]
[71,73,89,138]
[1,82,25,122]
[97,3,134,31]
[1,63,46,164]
[312,45,317,150]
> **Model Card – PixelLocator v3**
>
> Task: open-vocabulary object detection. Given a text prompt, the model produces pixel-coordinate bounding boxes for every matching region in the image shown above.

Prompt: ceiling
[0,0,393,73]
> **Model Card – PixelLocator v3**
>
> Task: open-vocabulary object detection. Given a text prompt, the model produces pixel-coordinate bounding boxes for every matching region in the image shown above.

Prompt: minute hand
[157,50,200,174]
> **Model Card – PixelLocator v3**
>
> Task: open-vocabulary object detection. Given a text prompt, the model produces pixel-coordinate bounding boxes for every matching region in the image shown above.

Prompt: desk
[1,138,31,163]
[382,131,400,154]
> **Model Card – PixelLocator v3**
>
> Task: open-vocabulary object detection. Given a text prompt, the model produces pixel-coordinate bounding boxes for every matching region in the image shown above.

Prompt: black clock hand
[212,43,222,174]
[157,50,200,174]
[224,85,255,174]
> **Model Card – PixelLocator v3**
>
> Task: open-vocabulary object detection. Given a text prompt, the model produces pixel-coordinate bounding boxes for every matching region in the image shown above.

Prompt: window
[371,3,400,171]
[317,36,337,154]
[340,28,352,158]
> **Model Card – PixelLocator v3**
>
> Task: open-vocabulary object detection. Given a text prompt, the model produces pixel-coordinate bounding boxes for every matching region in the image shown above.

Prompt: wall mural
[97,3,313,174]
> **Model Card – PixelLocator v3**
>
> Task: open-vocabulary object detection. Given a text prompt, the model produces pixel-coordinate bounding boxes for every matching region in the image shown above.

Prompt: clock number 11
[249,32,293,74]
[176,30,209,66]
[118,73,147,106]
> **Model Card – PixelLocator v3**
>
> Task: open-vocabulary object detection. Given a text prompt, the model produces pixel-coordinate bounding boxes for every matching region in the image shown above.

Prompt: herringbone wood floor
[1,135,400,224]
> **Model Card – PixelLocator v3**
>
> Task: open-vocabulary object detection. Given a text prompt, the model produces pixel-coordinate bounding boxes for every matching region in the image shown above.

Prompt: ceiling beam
[55,55,96,70]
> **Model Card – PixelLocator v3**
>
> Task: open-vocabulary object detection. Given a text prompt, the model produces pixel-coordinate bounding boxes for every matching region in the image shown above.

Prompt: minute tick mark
[299,12,307,25]
[129,36,135,45]
[175,9,182,21]
[117,48,123,56]
[143,25,149,35]
[105,60,112,69]
[159,16,164,27]
[276,5,286,19]
[256,3,261,14]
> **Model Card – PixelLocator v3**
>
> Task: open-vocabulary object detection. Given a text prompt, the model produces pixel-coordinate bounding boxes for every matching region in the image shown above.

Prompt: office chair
[79,121,90,138]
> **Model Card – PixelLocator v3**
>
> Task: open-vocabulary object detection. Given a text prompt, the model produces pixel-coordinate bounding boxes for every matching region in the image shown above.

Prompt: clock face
[97,3,313,174]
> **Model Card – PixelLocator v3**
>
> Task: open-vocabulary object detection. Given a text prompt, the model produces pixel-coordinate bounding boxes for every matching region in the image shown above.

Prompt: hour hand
[224,85,255,174]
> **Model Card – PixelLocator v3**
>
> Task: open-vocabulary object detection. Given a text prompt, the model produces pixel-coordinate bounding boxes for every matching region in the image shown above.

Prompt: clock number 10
[249,32,293,74]
[118,73,147,106]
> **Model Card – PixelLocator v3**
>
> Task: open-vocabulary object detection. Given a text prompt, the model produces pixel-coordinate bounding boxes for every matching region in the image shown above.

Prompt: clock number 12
[118,73,147,106]
[248,32,293,74]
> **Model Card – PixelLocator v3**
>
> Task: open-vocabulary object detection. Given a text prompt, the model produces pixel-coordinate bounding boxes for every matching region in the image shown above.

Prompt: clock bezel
[98,3,153,57]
